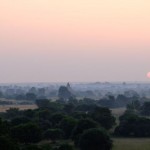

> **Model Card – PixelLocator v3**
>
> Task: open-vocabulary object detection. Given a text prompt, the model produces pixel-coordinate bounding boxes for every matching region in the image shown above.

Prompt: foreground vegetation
[0,98,116,150]
[1,84,150,150]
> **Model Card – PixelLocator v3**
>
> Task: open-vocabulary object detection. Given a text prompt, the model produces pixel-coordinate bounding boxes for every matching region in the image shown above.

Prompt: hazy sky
[0,0,150,83]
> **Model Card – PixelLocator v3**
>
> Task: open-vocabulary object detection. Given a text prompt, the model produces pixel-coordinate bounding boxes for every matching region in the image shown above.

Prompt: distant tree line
[1,83,150,110]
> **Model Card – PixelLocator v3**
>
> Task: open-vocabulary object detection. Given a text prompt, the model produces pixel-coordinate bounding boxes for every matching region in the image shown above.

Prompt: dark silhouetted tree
[59,117,77,139]
[79,128,112,150]
[43,128,64,143]
[11,123,41,144]
[72,118,98,146]
[140,102,150,116]
[26,93,37,101]
[90,107,115,129]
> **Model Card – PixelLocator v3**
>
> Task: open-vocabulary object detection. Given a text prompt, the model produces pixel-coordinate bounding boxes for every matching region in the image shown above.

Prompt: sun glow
[147,72,150,78]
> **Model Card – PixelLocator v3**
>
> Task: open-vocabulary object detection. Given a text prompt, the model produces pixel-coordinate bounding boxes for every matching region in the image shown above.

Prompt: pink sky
[0,0,150,83]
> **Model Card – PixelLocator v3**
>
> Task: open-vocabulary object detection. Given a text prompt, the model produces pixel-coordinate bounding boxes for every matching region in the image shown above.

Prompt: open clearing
[111,107,126,117]
[113,138,150,150]
[112,109,150,150]
[0,104,37,112]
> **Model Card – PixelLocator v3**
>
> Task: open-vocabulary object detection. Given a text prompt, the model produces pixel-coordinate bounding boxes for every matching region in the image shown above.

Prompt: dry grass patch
[0,104,37,112]
[111,108,126,117]
[113,138,150,150]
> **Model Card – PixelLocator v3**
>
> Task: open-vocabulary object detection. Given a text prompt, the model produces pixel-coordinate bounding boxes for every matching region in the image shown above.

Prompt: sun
[147,72,150,78]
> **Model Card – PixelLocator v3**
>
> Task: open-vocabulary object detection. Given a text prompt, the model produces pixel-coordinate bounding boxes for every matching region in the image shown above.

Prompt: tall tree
[79,128,112,150]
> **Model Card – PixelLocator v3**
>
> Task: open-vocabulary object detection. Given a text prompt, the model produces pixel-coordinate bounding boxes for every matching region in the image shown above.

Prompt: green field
[113,138,150,150]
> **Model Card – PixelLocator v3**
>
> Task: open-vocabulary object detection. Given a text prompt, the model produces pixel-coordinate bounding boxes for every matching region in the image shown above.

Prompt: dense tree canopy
[11,123,42,143]
[59,117,77,139]
[72,118,98,146]
[79,128,112,150]
[90,107,116,129]
[43,128,64,143]
[115,112,150,137]
[0,136,19,150]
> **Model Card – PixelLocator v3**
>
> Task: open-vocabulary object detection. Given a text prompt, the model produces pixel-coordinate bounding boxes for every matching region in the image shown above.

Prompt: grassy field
[113,138,150,150]
[112,109,150,150]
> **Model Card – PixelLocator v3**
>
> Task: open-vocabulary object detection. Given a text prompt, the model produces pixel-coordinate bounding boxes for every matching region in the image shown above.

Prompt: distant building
[58,83,75,101]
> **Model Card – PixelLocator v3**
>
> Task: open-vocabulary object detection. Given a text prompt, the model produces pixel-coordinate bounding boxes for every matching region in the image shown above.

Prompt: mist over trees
[0,82,150,102]
[0,82,150,112]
